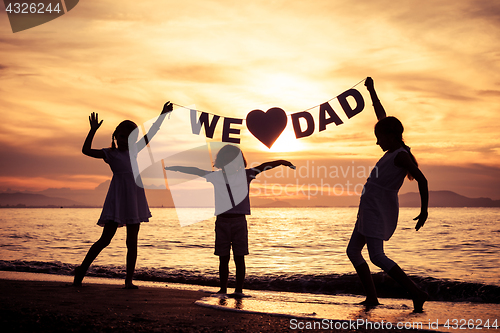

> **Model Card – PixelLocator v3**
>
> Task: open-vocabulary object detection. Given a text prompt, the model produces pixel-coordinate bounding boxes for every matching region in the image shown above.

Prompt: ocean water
[1,207,499,303]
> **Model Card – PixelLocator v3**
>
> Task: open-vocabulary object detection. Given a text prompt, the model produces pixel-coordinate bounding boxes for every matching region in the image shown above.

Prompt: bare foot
[124,283,139,289]
[72,266,85,287]
[232,292,245,298]
[412,291,429,313]
[359,299,380,306]
[216,289,227,294]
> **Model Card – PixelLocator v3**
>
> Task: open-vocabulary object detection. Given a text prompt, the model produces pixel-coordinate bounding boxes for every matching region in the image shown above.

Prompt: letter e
[222,117,243,144]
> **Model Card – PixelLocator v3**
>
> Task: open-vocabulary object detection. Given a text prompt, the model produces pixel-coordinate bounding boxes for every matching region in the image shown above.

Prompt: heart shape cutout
[246,107,287,148]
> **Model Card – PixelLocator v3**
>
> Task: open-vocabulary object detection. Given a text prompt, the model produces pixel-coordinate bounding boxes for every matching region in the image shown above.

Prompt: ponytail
[375,116,418,181]
[111,132,117,149]
[111,120,137,150]
[400,139,417,180]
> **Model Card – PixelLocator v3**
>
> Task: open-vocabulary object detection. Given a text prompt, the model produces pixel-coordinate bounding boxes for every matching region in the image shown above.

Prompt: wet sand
[0,279,295,332]
[0,279,424,332]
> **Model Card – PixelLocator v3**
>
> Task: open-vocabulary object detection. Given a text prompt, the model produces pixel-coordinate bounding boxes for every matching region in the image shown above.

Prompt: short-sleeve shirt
[205,168,259,216]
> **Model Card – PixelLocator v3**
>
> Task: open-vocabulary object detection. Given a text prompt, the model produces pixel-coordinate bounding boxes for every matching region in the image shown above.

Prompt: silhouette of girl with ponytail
[346,78,429,312]
[73,102,173,288]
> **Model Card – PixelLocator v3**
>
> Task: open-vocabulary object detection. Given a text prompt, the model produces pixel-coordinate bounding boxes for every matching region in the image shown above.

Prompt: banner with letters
[186,81,367,149]
[130,79,368,226]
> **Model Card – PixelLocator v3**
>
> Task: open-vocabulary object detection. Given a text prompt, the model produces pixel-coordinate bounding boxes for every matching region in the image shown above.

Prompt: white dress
[356,147,408,240]
[97,148,151,226]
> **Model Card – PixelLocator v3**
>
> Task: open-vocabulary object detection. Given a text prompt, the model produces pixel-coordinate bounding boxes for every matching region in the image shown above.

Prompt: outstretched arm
[395,152,429,231]
[136,101,173,152]
[365,77,386,121]
[82,112,105,159]
[252,160,295,174]
[165,166,211,177]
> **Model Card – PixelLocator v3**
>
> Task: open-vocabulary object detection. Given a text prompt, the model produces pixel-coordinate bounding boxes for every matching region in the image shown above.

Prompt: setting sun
[0,0,499,202]
[265,125,306,153]
[1,2,499,331]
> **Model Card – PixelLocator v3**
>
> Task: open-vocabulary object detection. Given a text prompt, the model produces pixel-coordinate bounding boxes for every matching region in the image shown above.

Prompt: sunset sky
[1,0,499,204]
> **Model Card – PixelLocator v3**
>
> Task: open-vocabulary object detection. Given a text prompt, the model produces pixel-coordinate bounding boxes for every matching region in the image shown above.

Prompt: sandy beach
[0,279,294,332]
[0,278,428,332]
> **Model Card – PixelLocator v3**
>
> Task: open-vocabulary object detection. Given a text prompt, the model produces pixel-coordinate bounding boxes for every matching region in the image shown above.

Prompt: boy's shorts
[214,215,249,256]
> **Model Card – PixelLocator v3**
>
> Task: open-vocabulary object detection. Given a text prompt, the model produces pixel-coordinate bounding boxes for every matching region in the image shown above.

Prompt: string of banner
[170,78,367,149]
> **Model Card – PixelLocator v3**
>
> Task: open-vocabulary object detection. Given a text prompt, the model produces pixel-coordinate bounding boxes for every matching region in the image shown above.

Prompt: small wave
[178,244,212,249]
[7,233,37,239]
[1,260,498,304]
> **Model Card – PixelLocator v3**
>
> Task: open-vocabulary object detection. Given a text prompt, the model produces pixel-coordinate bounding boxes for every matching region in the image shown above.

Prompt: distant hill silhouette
[0,192,83,208]
[399,191,500,207]
[1,189,498,208]
[255,199,293,208]
[0,181,174,208]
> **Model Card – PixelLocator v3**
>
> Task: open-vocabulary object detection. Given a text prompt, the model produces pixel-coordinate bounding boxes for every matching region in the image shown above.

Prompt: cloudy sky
[1,0,499,203]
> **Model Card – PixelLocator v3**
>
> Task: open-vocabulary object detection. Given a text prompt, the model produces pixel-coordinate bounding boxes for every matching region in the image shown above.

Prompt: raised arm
[136,101,173,152]
[365,77,387,121]
[164,166,211,177]
[82,112,105,159]
[395,152,429,231]
[252,160,295,174]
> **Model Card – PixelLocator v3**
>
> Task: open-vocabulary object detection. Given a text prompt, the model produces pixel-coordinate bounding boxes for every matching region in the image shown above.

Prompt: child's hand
[413,211,428,231]
[89,112,103,131]
[162,101,173,114]
[364,77,374,90]
[282,160,296,169]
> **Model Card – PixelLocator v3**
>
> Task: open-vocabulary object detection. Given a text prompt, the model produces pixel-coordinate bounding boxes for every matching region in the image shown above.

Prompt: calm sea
[1,207,499,302]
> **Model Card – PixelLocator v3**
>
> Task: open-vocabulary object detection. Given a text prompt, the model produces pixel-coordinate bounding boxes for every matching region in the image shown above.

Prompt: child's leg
[346,228,379,305]
[74,222,118,286]
[214,217,232,293]
[231,216,248,294]
[218,255,230,293]
[387,265,428,312]
[354,262,380,305]
[234,255,245,294]
[365,237,428,312]
[125,223,140,289]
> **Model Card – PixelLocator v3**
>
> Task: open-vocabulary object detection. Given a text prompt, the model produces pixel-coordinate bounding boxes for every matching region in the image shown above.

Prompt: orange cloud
[0,0,499,201]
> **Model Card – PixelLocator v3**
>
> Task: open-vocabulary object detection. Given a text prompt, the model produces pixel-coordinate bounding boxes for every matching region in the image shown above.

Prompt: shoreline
[0,279,294,332]
[0,277,427,333]
[2,273,499,332]
[2,264,499,305]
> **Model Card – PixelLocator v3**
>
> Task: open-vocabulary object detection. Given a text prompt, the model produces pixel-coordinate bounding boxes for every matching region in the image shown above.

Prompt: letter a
[319,102,343,131]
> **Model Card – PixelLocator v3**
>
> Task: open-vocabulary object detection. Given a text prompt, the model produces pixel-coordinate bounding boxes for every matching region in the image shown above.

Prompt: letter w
[190,110,220,138]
